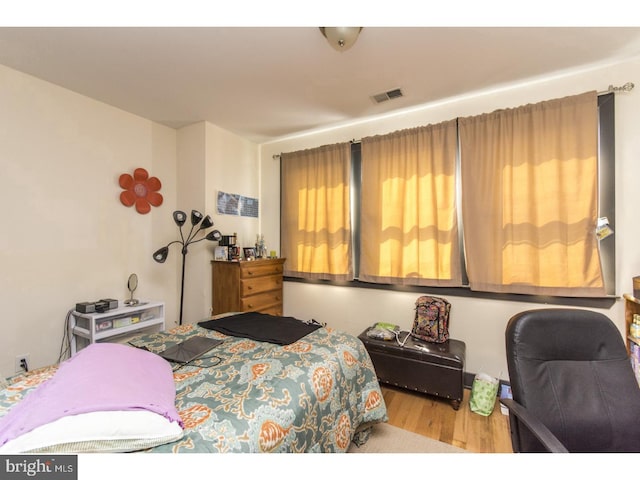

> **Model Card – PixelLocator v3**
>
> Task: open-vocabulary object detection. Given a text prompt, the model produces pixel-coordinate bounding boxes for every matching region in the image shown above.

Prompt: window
[359,120,462,287]
[281,91,615,301]
[459,91,605,297]
[280,143,352,281]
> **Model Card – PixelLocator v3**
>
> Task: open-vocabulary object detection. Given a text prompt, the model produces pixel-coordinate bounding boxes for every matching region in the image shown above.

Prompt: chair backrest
[505,308,640,452]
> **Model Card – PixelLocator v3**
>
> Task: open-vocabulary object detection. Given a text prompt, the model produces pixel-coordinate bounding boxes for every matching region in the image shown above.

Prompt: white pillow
[0,410,183,453]
[0,343,184,453]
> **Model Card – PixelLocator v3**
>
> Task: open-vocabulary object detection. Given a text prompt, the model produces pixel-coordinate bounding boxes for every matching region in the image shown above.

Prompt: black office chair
[503,308,640,453]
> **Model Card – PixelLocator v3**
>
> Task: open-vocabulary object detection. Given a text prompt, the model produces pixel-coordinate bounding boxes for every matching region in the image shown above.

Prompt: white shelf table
[69,300,165,355]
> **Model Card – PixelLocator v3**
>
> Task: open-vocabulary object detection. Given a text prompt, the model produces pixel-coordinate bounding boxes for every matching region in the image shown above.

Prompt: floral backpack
[411,296,450,343]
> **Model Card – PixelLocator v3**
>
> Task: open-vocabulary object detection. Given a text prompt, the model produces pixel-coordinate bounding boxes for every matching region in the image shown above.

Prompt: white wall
[172,121,261,325]
[0,66,262,378]
[174,122,207,326]
[204,122,261,264]
[260,56,640,380]
[0,64,179,378]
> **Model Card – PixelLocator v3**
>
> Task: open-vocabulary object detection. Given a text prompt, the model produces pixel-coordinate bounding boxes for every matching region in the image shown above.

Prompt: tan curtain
[280,143,352,280]
[459,91,605,296]
[359,120,462,286]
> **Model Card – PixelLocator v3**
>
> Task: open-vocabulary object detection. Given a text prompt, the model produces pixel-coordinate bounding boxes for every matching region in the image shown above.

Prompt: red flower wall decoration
[119,168,163,214]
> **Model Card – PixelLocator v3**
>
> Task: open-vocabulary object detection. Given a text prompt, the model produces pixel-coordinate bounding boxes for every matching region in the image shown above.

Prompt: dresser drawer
[240,262,284,279]
[212,258,285,316]
[241,275,282,297]
[258,304,283,316]
[241,290,282,311]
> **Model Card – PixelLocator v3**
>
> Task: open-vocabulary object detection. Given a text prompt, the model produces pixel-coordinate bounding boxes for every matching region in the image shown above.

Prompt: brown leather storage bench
[358,327,466,410]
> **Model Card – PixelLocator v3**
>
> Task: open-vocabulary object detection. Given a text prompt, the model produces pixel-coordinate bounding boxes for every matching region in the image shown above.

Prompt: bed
[0,314,388,453]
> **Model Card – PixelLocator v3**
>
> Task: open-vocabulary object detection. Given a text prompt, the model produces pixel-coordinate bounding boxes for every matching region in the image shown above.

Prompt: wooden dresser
[211,258,285,316]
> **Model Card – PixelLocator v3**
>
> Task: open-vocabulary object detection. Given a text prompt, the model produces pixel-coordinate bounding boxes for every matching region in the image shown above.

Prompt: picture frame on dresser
[243,247,256,260]
[214,245,228,261]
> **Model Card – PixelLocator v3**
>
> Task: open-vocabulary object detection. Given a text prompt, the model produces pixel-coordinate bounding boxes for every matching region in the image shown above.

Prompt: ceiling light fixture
[319,27,363,52]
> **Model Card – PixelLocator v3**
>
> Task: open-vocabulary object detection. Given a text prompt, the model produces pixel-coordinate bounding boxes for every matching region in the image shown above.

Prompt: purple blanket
[0,343,182,447]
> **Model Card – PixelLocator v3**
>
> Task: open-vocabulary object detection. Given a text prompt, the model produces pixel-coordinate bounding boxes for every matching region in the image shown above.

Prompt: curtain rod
[272,139,359,159]
[598,81,634,95]
[272,82,634,160]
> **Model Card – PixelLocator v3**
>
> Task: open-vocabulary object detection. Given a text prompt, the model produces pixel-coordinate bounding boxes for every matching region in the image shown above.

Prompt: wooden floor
[381,385,513,453]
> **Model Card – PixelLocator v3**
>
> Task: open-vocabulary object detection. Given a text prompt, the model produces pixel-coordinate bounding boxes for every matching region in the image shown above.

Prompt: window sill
[283,277,618,309]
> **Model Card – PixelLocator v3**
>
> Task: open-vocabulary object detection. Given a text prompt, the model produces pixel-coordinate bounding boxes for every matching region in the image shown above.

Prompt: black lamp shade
[205,229,222,241]
[154,209,216,326]
[173,211,187,227]
[152,246,169,263]
[191,210,203,225]
[200,215,213,230]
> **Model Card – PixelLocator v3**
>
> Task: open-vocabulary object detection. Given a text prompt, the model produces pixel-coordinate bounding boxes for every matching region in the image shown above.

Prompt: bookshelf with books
[624,293,640,385]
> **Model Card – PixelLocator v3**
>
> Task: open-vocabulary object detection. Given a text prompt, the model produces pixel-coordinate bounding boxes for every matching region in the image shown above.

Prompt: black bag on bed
[411,296,450,343]
[198,312,321,345]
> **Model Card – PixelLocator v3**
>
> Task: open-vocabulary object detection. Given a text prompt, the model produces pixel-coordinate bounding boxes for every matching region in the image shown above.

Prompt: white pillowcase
[0,410,183,453]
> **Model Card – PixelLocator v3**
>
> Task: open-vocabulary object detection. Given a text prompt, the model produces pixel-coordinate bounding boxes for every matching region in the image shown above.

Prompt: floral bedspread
[1,323,387,453]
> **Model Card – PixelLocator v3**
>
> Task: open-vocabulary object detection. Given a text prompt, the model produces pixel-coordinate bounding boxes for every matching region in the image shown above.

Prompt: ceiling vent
[371,88,404,104]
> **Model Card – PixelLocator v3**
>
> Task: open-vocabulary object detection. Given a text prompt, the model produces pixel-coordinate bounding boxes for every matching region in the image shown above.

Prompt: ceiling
[1,26,640,144]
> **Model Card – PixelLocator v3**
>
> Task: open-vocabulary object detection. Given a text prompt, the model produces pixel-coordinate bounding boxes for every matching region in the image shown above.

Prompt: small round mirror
[125,273,139,305]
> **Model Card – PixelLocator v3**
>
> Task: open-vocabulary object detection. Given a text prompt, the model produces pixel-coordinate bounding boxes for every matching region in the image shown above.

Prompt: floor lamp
[153,210,221,325]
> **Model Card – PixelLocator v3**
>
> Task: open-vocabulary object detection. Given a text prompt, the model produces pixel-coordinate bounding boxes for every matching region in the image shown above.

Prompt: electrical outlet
[15,354,29,373]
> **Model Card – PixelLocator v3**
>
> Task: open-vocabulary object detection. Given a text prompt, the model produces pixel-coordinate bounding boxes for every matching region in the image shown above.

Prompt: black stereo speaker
[75,298,118,314]
[75,302,96,313]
